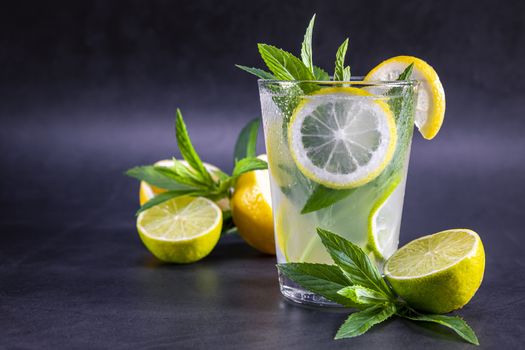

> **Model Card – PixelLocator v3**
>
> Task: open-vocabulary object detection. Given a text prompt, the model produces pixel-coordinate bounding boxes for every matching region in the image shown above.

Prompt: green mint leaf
[136,189,200,215]
[317,228,394,297]
[337,285,390,306]
[343,66,351,81]
[125,166,194,191]
[333,38,349,81]
[398,307,479,346]
[175,109,214,185]
[257,44,315,81]
[335,304,397,339]
[277,263,358,307]
[300,14,316,74]
[232,157,268,178]
[301,185,356,214]
[235,65,276,79]
[155,160,209,189]
[234,118,260,162]
[313,65,330,81]
[397,63,414,81]
[387,63,415,117]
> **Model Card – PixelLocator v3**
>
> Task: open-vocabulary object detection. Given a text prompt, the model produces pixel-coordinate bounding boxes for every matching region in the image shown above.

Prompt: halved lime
[137,196,222,263]
[288,87,397,189]
[384,229,485,313]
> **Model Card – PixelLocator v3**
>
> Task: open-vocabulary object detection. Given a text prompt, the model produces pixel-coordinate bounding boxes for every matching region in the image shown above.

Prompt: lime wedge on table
[367,176,405,262]
[137,196,222,263]
[365,55,446,140]
[384,229,485,313]
[288,87,397,189]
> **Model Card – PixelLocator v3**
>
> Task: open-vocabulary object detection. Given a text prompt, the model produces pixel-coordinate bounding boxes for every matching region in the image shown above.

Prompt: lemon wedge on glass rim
[288,87,397,189]
[365,55,446,140]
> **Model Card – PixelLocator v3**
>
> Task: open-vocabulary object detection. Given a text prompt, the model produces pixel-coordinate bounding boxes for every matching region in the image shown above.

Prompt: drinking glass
[258,79,419,306]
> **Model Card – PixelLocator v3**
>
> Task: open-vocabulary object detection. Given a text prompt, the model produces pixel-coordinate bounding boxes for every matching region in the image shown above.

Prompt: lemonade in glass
[259,79,419,305]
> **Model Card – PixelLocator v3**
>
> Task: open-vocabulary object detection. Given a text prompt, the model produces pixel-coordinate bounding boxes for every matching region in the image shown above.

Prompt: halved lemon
[384,229,485,313]
[288,87,397,189]
[365,55,445,140]
[137,196,222,263]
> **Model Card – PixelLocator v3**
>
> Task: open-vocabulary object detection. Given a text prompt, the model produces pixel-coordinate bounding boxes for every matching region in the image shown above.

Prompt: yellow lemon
[231,154,275,254]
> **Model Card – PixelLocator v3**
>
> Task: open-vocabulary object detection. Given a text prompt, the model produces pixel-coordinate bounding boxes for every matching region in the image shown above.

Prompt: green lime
[136,196,222,263]
[384,229,485,313]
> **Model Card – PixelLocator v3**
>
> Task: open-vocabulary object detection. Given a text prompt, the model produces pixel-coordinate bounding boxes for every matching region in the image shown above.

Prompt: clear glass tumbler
[258,79,419,306]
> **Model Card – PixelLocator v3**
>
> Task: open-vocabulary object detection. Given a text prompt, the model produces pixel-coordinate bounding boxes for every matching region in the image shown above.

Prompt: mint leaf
[155,161,209,189]
[232,157,268,178]
[337,285,390,307]
[125,166,194,191]
[398,307,479,346]
[300,14,316,74]
[397,63,414,80]
[343,66,351,81]
[335,304,397,339]
[235,65,276,80]
[333,38,349,81]
[301,185,355,214]
[313,66,330,80]
[387,63,414,117]
[258,44,315,81]
[277,263,358,307]
[136,189,200,215]
[317,228,394,297]
[175,109,214,185]
[234,118,260,162]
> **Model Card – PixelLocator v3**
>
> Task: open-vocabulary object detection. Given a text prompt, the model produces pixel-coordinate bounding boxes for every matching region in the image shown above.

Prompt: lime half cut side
[384,229,485,313]
[137,196,222,263]
[288,87,397,189]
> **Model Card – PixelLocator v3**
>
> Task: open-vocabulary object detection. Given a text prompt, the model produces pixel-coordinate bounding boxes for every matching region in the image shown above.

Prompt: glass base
[278,271,343,307]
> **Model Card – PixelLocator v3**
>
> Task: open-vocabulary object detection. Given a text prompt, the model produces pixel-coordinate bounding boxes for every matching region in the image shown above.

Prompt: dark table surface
[2,1,525,348]
[1,84,525,350]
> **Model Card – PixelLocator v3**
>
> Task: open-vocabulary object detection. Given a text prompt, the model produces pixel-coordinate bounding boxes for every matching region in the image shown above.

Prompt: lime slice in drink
[367,176,404,261]
[384,229,485,313]
[288,87,397,189]
[136,196,222,263]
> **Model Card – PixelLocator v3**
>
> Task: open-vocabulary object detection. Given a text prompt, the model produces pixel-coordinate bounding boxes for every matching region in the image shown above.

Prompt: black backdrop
[1,1,525,348]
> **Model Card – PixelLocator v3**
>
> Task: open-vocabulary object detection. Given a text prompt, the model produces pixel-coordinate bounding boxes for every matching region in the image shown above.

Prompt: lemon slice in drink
[365,56,445,140]
[384,229,485,313]
[136,196,222,263]
[367,176,406,262]
[288,87,397,189]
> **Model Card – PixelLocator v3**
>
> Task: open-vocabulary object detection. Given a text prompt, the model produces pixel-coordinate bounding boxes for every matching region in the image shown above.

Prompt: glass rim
[258,76,419,88]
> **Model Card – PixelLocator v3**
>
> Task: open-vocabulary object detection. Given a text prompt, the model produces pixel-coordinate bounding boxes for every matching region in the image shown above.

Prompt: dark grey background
[1,0,524,349]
